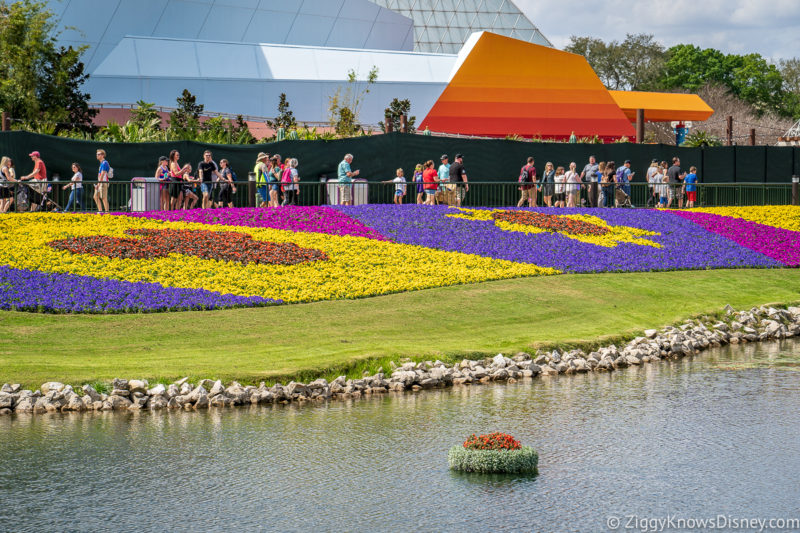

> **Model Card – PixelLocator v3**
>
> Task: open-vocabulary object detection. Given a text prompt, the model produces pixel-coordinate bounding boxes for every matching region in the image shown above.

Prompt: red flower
[48,228,328,266]
[493,211,609,236]
[463,432,522,451]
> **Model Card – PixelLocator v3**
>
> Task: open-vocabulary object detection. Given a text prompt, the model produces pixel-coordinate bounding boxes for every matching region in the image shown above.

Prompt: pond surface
[2,341,800,532]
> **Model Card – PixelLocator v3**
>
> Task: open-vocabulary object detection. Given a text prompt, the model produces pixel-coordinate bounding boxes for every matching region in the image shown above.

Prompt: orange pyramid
[420,32,635,141]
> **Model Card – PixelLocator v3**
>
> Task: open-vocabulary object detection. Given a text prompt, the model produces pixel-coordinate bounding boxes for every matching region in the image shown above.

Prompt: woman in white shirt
[0,156,17,213]
[62,162,83,212]
[565,162,581,207]
[553,166,567,208]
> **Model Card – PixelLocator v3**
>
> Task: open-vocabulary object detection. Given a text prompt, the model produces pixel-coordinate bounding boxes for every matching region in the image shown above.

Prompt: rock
[644,329,658,339]
[724,304,735,314]
[148,395,168,410]
[490,368,509,381]
[14,396,35,413]
[147,384,166,397]
[110,389,130,397]
[174,377,189,386]
[198,379,215,390]
[208,380,225,397]
[492,354,507,368]
[550,350,561,364]
[111,378,129,391]
[179,382,193,395]
[128,380,148,394]
[82,384,101,401]
[105,395,132,410]
[286,382,308,398]
[62,393,85,412]
[1,383,20,394]
[0,393,14,409]
[193,393,209,409]
[209,394,234,407]
[40,382,65,394]
[167,384,180,398]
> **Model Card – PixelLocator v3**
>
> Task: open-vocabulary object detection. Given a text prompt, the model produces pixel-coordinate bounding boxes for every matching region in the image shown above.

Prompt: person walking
[21,151,47,212]
[602,161,616,208]
[337,153,359,206]
[422,160,438,205]
[198,150,221,209]
[517,156,536,208]
[62,162,83,212]
[540,161,555,207]
[615,160,634,207]
[667,157,685,208]
[254,152,269,207]
[553,166,566,208]
[93,149,111,213]
[168,150,189,210]
[448,153,468,207]
[684,166,699,208]
[281,159,299,206]
[645,159,660,207]
[0,156,16,213]
[413,164,424,204]
[269,155,282,207]
[565,162,581,207]
[595,162,607,207]
[382,168,407,205]
[437,154,450,205]
[580,155,599,207]
[155,156,171,211]
[218,159,237,208]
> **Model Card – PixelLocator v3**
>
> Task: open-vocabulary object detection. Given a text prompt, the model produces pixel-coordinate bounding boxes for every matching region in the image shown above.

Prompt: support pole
[793,175,799,206]
[749,128,756,146]
[635,109,645,144]
[384,116,393,133]
[726,116,733,146]
[400,114,408,134]
[1,111,8,132]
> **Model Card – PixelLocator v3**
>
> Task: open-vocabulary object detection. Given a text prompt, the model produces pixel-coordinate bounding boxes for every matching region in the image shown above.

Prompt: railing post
[248,172,256,207]
[793,175,799,206]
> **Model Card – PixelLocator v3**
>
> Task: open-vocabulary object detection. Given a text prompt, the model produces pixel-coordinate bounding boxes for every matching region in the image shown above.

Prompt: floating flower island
[448,432,538,474]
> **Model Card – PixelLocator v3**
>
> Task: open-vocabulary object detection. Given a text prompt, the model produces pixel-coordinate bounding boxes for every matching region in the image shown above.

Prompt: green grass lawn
[2,268,800,389]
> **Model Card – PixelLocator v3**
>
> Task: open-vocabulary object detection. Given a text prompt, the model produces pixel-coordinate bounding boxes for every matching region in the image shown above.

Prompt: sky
[515,0,800,61]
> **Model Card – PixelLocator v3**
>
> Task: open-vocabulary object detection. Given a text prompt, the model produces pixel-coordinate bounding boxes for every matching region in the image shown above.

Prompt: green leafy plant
[448,445,538,474]
[328,66,378,137]
[267,93,297,130]
[681,129,722,147]
[380,97,415,133]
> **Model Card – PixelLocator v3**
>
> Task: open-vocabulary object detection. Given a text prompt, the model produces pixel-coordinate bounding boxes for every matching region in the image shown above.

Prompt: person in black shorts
[448,153,469,207]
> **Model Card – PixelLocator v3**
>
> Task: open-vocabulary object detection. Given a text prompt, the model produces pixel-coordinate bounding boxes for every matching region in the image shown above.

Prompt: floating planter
[448,432,538,474]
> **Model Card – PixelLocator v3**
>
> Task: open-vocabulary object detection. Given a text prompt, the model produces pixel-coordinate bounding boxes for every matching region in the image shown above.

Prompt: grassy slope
[2,269,800,388]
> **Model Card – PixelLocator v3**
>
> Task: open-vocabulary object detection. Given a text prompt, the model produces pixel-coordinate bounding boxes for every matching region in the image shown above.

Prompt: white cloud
[514,0,800,60]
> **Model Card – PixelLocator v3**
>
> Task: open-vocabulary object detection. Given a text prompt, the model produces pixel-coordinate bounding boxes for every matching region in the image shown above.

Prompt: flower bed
[0,206,796,314]
[679,206,800,232]
[448,433,538,474]
[335,205,781,272]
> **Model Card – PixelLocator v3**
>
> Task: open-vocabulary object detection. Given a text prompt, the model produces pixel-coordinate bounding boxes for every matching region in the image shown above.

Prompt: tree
[328,66,378,137]
[267,93,296,130]
[38,45,97,130]
[0,0,95,128]
[660,45,787,116]
[129,101,162,131]
[168,89,203,139]
[380,98,416,133]
[565,34,665,91]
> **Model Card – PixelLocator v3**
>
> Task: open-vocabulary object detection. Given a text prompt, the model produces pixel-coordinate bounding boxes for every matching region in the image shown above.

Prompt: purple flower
[333,205,781,272]
[670,211,800,267]
[119,207,386,240]
[0,265,281,314]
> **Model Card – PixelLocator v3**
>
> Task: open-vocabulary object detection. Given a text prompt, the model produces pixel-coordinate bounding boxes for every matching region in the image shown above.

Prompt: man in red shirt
[21,151,47,211]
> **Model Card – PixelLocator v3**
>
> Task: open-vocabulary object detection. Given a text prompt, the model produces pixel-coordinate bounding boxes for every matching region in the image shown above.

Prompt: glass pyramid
[369,0,552,53]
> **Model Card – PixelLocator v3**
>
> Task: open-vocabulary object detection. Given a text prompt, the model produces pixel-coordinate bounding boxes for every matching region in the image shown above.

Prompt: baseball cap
[651,158,658,163]
[624,159,632,164]
[440,154,448,160]
[29,151,40,158]
[158,156,168,162]
[455,153,463,159]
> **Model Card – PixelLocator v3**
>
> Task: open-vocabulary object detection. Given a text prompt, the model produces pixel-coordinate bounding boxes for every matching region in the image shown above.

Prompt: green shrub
[448,445,538,474]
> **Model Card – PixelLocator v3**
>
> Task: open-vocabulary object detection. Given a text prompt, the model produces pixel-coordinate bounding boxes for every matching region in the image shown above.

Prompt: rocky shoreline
[2,304,799,416]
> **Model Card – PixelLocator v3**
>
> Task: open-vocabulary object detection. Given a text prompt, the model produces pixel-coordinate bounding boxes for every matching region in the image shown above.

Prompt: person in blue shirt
[94,149,111,213]
[337,154,359,206]
[684,166,698,208]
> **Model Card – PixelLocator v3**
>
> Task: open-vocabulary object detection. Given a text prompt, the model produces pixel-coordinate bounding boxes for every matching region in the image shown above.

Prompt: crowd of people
[514,155,698,209]
[0,148,698,213]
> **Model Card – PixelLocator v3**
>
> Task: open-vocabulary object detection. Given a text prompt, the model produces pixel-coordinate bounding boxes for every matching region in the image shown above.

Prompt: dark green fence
[2,131,800,192]
[3,179,792,213]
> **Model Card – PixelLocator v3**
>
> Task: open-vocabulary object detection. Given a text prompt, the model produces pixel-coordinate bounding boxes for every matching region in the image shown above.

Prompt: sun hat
[256,152,268,162]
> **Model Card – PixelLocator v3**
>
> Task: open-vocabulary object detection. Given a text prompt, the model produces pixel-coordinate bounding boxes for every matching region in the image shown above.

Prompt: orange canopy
[609,91,714,122]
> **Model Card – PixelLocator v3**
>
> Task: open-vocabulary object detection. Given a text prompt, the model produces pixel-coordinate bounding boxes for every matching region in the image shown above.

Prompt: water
[2,341,800,532]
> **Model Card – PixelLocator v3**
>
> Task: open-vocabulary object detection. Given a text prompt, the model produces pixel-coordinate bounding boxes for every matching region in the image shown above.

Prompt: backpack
[107,166,114,179]
[615,166,626,182]
[519,165,529,183]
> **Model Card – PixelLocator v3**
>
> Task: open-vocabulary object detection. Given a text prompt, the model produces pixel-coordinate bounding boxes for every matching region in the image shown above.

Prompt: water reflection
[1,340,799,531]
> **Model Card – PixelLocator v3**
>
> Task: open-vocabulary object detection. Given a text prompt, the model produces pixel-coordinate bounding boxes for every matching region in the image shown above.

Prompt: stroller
[614,185,633,208]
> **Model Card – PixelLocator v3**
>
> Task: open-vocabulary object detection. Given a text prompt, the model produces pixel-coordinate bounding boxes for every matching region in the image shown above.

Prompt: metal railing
[0,179,794,213]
